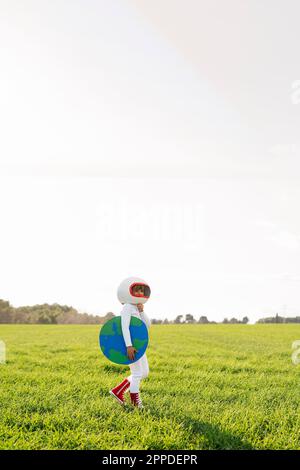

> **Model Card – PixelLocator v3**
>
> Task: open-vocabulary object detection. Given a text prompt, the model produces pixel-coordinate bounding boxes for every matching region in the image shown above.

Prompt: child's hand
[137,303,144,312]
[127,346,137,361]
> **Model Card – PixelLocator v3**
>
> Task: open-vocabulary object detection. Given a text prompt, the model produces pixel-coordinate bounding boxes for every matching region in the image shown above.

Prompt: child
[109,277,151,408]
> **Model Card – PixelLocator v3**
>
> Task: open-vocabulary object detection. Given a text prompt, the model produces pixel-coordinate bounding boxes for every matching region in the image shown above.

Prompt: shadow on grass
[102,388,254,448]
[102,377,254,449]
[177,416,254,450]
[145,402,254,450]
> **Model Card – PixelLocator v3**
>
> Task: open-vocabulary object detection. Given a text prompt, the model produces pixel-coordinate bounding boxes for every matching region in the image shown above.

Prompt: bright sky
[0,0,300,322]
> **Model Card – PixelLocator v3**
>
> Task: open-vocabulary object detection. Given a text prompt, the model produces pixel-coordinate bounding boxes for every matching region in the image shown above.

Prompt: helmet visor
[130,283,151,299]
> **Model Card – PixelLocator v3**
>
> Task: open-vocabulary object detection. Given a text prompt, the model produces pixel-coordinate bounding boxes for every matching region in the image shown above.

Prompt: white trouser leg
[127,353,149,393]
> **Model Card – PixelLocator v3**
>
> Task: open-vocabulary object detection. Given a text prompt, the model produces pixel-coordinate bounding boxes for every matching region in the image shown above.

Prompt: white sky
[0,0,300,322]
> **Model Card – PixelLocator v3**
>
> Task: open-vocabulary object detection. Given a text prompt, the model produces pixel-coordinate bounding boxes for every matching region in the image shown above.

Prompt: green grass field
[0,324,299,450]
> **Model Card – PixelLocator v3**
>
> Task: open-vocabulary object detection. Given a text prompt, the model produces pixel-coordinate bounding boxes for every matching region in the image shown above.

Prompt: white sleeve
[120,304,133,347]
[140,310,151,329]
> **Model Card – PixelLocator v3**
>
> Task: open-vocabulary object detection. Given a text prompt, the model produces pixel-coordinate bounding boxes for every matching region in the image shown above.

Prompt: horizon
[2,296,299,325]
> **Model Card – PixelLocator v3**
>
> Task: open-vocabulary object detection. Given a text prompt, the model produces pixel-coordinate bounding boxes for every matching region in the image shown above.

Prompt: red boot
[130,392,144,409]
[109,378,130,405]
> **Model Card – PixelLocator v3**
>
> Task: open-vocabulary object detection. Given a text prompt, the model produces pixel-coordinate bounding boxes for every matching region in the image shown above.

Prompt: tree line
[152,314,249,324]
[0,299,114,324]
[0,299,250,324]
[256,313,300,324]
[2,298,299,325]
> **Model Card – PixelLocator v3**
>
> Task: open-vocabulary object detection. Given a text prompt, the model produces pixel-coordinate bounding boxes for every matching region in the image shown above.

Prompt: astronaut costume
[109,277,151,408]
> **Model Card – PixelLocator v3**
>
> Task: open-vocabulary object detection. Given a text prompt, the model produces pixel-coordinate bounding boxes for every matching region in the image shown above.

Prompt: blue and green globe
[99,316,149,365]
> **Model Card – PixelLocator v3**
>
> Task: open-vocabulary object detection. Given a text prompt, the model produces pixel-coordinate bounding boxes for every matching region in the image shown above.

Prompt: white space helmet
[117,277,151,305]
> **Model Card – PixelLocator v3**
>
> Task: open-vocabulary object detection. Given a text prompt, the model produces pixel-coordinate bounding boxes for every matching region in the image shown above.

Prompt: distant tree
[12,309,28,323]
[242,316,249,324]
[285,316,300,323]
[185,314,196,324]
[151,319,162,324]
[229,318,239,324]
[174,315,183,324]
[101,312,115,323]
[151,319,163,324]
[198,316,209,324]
[222,318,229,324]
[0,300,13,323]
[163,318,169,324]
[0,299,116,324]
[257,313,286,324]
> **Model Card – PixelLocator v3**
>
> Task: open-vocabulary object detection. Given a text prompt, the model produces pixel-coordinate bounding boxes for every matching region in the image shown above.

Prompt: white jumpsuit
[120,303,151,393]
